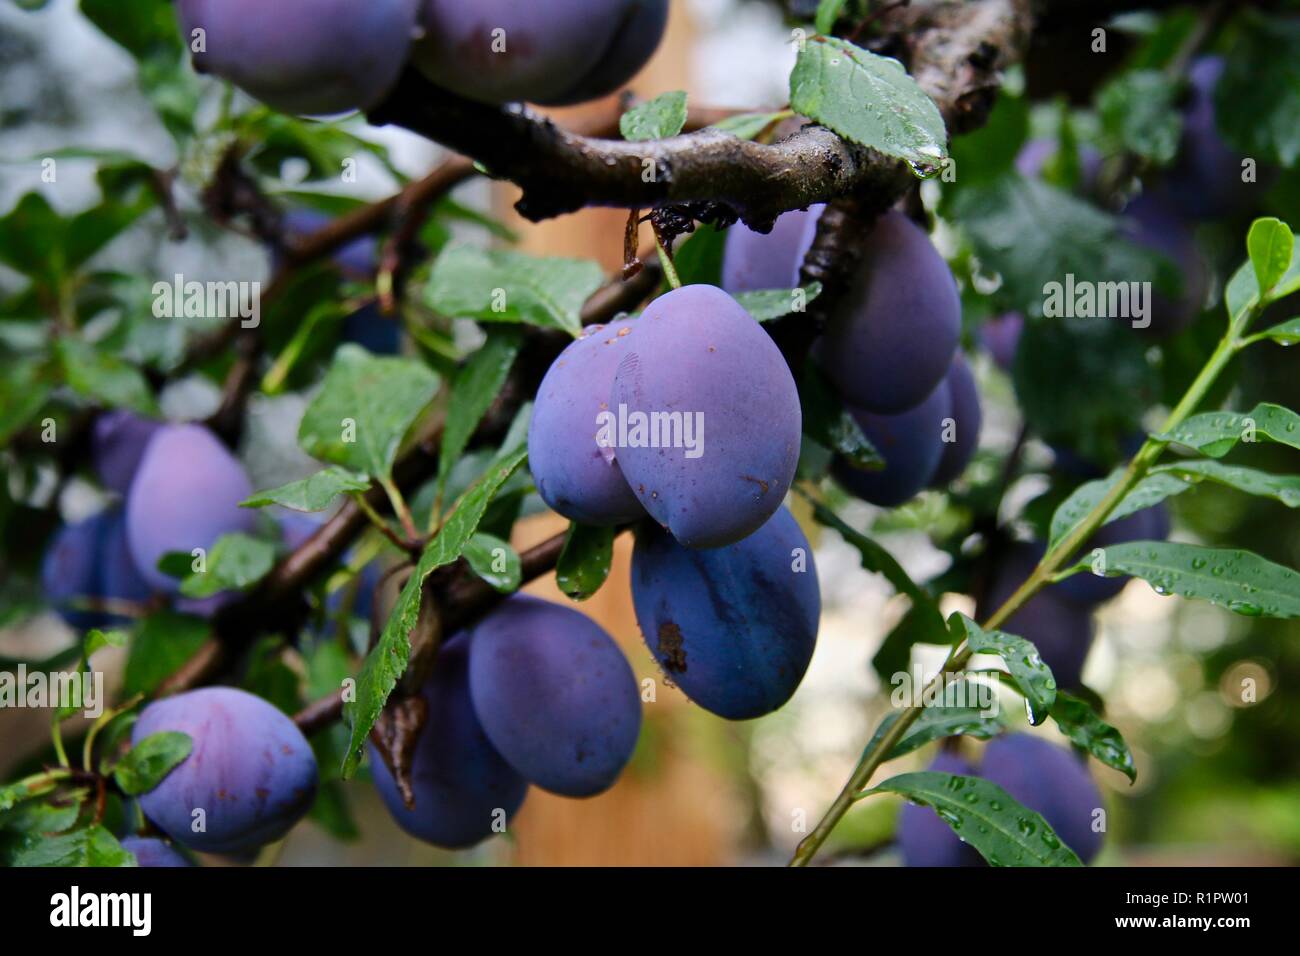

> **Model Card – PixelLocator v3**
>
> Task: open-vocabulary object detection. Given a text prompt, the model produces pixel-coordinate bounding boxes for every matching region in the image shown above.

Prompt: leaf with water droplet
[950,613,1056,725]
[1064,542,1300,620]
[864,772,1083,867]
[1048,469,1191,550]
[1050,691,1136,782]
[789,36,948,170]
[1152,459,1300,510]
[1156,402,1300,458]
[865,695,1005,760]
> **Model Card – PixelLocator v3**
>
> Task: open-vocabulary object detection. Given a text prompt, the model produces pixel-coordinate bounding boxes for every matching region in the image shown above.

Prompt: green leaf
[1214,15,1300,166]
[1098,69,1182,164]
[707,111,789,141]
[112,731,193,796]
[815,0,849,35]
[1050,692,1136,783]
[179,533,276,598]
[866,698,1004,761]
[1153,459,1300,509]
[952,175,1171,316]
[1067,541,1300,618]
[1156,402,1300,458]
[671,224,726,288]
[799,364,882,470]
[620,91,688,142]
[951,613,1056,724]
[427,245,604,337]
[1251,317,1300,346]
[242,466,371,513]
[864,772,1083,866]
[122,612,209,697]
[55,339,157,415]
[0,358,53,444]
[556,522,616,601]
[9,824,135,867]
[732,282,822,321]
[1247,217,1294,295]
[462,532,522,594]
[79,0,182,60]
[790,36,948,169]
[436,329,523,495]
[84,628,128,658]
[341,446,529,777]
[1224,260,1260,323]
[298,344,439,479]
[1048,468,1189,550]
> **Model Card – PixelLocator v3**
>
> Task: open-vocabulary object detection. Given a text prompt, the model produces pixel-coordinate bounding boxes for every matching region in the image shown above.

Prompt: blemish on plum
[657,621,687,673]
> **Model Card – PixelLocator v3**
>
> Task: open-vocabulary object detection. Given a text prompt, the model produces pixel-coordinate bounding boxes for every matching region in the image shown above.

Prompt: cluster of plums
[900,734,1104,865]
[42,416,260,627]
[175,0,669,116]
[724,205,981,507]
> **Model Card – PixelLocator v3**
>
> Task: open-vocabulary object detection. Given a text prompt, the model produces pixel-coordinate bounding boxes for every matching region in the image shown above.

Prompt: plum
[981,734,1104,863]
[610,285,801,548]
[1055,503,1171,605]
[528,318,647,526]
[176,0,420,116]
[930,355,982,487]
[900,736,1104,865]
[93,411,163,496]
[630,506,820,720]
[1121,193,1207,338]
[898,751,983,867]
[816,211,961,414]
[125,424,257,593]
[976,544,1095,690]
[42,509,154,629]
[370,635,528,848]
[980,312,1023,372]
[413,0,668,106]
[133,687,318,855]
[834,380,951,507]
[120,837,192,868]
[1166,57,1260,221]
[41,513,111,630]
[467,595,641,797]
[721,205,825,293]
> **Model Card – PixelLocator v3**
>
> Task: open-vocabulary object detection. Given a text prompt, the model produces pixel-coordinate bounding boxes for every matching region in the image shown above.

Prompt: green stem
[82,693,142,773]
[790,306,1259,867]
[375,479,422,548]
[50,717,69,769]
[656,237,682,290]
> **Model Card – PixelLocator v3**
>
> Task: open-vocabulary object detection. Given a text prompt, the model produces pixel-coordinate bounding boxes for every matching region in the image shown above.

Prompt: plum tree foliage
[3,0,1300,872]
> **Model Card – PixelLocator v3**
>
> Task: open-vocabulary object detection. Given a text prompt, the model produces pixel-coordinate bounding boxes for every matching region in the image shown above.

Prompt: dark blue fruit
[611,285,801,548]
[528,318,647,526]
[125,424,256,594]
[121,837,192,868]
[721,205,825,293]
[370,635,528,848]
[835,381,951,507]
[930,355,982,487]
[93,411,163,496]
[817,211,961,413]
[467,595,641,797]
[134,687,318,855]
[630,506,820,720]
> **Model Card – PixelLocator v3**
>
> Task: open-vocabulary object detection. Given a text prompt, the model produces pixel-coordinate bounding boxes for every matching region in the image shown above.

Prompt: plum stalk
[789,273,1271,867]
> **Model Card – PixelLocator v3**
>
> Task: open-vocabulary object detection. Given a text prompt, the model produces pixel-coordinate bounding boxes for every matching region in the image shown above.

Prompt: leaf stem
[656,237,682,290]
[790,298,1263,867]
